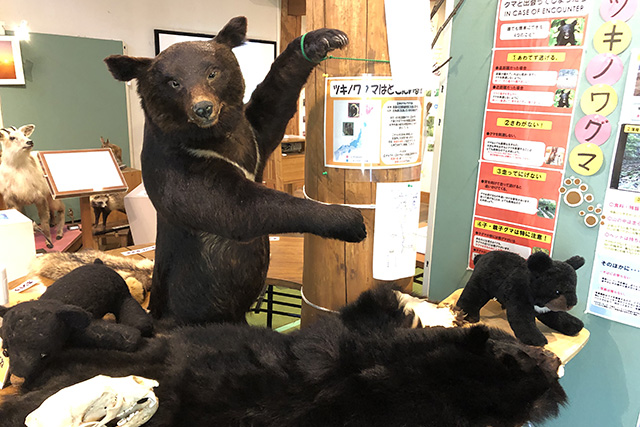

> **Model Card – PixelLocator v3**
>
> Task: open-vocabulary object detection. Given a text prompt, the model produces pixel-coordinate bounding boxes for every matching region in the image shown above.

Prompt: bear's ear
[565,255,585,271]
[213,16,247,48]
[93,258,104,265]
[104,55,152,82]
[527,251,553,274]
[19,124,35,137]
[0,305,9,318]
[56,305,91,330]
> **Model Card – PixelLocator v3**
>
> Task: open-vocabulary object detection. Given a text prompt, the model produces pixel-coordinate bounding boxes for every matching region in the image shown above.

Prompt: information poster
[586,121,640,327]
[372,181,421,280]
[324,76,426,169]
[468,0,592,267]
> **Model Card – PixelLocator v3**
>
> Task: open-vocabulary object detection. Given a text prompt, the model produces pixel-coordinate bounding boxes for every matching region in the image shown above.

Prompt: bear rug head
[0,260,153,382]
[456,250,585,346]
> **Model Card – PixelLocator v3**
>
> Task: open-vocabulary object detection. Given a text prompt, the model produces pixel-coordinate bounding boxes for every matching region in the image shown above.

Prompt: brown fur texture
[100,137,123,166]
[104,17,366,326]
[0,125,65,248]
[29,250,153,304]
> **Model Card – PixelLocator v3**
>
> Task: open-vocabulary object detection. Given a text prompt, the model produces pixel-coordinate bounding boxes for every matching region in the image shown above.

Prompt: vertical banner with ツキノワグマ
[324,76,426,169]
[468,0,592,268]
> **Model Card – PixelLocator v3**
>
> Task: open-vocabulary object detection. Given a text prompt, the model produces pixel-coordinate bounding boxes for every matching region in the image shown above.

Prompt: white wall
[0,0,280,168]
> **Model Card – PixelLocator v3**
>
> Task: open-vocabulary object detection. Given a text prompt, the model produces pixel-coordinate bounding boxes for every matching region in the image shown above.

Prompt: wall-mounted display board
[467,0,593,267]
[586,50,640,328]
[0,36,25,85]
[154,30,276,104]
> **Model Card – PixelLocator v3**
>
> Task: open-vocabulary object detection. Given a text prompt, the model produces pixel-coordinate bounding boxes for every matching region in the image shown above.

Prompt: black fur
[0,286,567,426]
[104,17,365,326]
[456,251,585,346]
[555,20,578,46]
[0,261,152,381]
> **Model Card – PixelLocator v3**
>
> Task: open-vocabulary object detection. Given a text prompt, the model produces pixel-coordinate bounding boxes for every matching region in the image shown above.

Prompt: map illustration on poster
[324,76,426,169]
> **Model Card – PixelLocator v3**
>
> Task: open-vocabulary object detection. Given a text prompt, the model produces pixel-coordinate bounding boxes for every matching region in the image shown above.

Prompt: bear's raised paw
[302,29,349,62]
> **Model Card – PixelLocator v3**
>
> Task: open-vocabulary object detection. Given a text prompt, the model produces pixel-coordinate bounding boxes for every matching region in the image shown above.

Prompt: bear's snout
[193,101,214,119]
[545,294,574,312]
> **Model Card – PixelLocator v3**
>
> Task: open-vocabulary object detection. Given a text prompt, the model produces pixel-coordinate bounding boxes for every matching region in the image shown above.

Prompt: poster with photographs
[467,0,592,267]
[324,76,426,169]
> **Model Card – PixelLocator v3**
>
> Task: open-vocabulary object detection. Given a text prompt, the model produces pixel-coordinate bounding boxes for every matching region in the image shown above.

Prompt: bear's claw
[302,29,349,62]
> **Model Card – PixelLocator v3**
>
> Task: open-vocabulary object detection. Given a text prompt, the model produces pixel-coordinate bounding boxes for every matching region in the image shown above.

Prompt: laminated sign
[324,76,426,169]
[468,0,593,268]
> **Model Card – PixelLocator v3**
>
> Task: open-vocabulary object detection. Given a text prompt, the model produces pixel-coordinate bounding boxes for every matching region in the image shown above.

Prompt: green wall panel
[430,1,640,425]
[0,33,128,223]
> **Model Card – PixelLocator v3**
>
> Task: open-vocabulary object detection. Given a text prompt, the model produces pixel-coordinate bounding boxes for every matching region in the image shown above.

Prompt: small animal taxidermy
[89,192,126,228]
[456,250,585,346]
[29,249,153,304]
[100,136,124,167]
[0,124,66,248]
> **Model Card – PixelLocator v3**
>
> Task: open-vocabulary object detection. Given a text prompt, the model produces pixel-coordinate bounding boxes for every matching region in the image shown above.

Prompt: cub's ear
[565,255,585,271]
[214,16,247,48]
[527,251,553,274]
[0,305,10,318]
[56,305,91,330]
[104,55,152,82]
[19,124,35,137]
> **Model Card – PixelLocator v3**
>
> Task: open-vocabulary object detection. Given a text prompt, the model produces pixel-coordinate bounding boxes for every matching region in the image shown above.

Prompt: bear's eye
[169,80,180,89]
[555,290,561,295]
[40,353,48,359]
[208,71,218,79]
[2,348,8,357]
[9,136,15,141]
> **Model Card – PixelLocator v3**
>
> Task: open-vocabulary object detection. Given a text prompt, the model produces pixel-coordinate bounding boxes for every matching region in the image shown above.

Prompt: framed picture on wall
[154,29,276,103]
[0,36,25,85]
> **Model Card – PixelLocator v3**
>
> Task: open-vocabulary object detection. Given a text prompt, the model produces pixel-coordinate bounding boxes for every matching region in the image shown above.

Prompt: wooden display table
[442,289,590,365]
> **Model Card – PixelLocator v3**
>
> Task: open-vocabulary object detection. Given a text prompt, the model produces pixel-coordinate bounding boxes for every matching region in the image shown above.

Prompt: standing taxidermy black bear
[105,17,366,325]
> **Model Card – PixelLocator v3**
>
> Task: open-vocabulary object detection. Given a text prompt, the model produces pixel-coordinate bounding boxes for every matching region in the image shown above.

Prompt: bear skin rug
[104,17,366,327]
[0,286,567,427]
[456,251,585,346]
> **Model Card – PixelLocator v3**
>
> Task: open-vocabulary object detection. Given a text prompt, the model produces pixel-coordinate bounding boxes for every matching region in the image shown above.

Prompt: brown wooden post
[301,0,421,326]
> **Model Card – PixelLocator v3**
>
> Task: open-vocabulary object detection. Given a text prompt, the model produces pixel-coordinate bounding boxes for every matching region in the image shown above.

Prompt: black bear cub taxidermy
[0,260,153,383]
[456,250,585,346]
[105,17,366,326]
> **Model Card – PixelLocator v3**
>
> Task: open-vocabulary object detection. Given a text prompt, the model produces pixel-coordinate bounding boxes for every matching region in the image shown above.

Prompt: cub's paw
[556,314,584,336]
[302,28,348,62]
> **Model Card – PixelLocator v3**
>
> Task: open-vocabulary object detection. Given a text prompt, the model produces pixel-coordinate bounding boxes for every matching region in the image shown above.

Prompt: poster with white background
[372,182,421,280]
